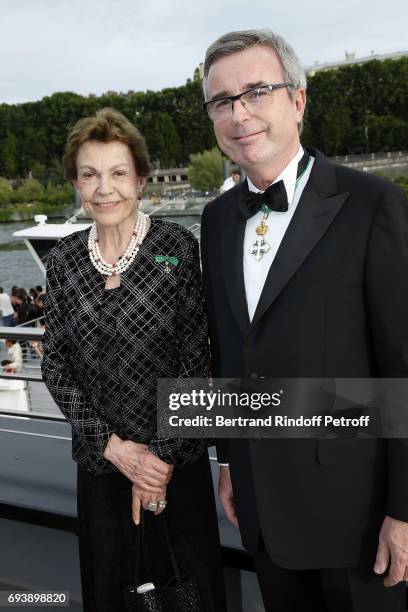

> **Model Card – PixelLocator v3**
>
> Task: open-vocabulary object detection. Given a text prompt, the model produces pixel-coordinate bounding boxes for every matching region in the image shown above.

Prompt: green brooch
[155,255,179,273]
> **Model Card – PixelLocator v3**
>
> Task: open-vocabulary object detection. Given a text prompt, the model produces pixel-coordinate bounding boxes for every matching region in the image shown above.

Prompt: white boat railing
[0,327,55,415]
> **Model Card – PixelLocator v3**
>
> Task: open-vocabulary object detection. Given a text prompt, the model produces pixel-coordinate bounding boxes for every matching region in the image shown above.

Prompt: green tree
[0,57,407,177]
[20,126,47,171]
[188,147,224,191]
[48,157,65,185]
[172,80,216,160]
[158,112,182,167]
[0,177,13,206]
[138,111,182,167]
[31,161,48,184]
[45,181,74,205]
[15,177,45,203]
[365,115,408,152]
[321,106,353,155]
[304,57,408,154]
[0,133,18,177]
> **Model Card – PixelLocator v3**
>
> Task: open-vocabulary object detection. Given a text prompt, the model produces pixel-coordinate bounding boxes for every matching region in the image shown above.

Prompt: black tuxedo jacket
[201,148,408,569]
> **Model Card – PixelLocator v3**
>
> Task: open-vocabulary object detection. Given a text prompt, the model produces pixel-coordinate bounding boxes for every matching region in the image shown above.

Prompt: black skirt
[77,452,227,612]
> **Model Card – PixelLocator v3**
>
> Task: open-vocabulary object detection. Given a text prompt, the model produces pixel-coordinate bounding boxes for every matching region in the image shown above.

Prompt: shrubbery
[0,58,407,181]
[0,176,74,215]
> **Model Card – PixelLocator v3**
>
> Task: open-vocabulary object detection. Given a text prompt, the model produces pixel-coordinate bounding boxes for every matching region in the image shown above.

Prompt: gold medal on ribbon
[251,206,271,261]
[256,220,268,236]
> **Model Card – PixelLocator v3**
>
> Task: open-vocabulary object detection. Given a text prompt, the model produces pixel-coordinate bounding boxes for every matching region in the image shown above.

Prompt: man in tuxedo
[200,29,408,611]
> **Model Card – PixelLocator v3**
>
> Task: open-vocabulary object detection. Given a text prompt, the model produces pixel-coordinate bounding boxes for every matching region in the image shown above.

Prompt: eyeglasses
[203,83,294,121]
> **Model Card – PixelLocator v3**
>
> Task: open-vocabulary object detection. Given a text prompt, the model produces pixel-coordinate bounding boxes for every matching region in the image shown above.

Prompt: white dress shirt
[244,146,314,321]
[218,147,314,466]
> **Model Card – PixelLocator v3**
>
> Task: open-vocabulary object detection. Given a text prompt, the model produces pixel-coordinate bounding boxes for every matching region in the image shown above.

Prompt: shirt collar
[247,145,304,204]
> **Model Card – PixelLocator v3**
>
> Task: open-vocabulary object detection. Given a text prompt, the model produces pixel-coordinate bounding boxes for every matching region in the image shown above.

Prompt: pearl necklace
[88,211,149,276]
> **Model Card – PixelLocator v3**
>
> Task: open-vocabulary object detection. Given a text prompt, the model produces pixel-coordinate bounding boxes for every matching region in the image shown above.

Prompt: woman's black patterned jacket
[41,218,209,474]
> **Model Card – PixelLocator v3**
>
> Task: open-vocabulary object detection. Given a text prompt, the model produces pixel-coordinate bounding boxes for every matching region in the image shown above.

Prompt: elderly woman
[42,108,225,612]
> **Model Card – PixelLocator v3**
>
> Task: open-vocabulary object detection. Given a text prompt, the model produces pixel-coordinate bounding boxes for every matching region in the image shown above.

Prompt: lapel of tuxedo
[222,185,251,335]
[250,149,350,330]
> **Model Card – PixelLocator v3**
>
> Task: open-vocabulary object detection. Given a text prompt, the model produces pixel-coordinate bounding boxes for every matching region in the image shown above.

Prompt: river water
[0,216,200,291]
[0,222,45,291]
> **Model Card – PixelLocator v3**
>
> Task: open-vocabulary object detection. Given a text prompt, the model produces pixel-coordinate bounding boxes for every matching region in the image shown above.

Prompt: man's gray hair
[203,29,306,100]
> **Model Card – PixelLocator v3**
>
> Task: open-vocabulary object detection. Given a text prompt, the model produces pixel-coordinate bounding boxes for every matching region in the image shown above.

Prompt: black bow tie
[237,152,310,221]
[237,180,288,220]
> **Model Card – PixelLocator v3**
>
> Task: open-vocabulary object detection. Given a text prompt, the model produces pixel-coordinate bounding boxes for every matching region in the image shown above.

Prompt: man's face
[206,46,306,174]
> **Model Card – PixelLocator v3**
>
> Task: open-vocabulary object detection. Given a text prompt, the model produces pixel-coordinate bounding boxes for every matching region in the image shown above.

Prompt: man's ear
[294,88,307,124]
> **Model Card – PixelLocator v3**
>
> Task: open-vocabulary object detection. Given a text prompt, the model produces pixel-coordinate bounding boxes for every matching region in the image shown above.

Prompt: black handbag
[123,509,202,612]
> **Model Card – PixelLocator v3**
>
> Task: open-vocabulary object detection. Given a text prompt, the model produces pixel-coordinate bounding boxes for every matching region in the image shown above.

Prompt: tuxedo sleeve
[365,182,408,521]
[41,248,115,467]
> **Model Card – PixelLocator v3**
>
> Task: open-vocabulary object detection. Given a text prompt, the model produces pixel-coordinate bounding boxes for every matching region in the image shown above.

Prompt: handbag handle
[161,512,182,584]
[133,507,146,587]
[133,509,182,586]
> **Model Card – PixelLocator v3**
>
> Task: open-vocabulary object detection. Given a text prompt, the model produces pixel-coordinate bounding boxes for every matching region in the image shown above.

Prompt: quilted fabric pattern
[41,218,210,474]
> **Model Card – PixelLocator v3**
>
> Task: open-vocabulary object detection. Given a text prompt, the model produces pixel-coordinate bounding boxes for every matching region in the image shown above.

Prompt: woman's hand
[131,483,168,525]
[103,433,174,488]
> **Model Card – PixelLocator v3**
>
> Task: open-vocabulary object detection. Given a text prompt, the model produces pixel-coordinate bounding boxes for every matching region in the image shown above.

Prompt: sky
[1,0,407,104]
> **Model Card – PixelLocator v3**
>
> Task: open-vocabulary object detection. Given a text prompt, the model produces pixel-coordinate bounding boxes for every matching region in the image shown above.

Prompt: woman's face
[74,140,145,229]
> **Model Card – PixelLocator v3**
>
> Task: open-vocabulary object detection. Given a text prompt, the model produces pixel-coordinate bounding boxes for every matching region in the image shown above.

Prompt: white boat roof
[13,223,91,240]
